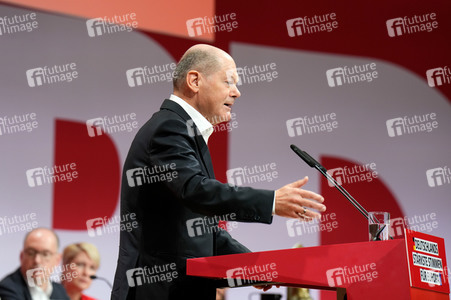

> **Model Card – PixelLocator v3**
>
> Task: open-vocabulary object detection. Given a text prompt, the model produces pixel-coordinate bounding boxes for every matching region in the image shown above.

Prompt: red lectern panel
[187,234,449,300]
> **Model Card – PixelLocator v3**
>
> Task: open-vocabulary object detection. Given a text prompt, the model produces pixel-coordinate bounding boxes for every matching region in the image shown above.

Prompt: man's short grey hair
[172,49,220,90]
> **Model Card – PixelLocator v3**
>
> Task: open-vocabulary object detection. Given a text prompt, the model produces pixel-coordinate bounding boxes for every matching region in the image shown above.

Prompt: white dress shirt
[168,94,213,145]
[28,282,53,300]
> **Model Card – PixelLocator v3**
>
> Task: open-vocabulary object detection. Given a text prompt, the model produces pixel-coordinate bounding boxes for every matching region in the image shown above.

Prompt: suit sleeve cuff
[272,191,276,215]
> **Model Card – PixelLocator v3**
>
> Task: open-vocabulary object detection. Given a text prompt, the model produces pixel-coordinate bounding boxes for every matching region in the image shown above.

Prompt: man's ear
[186,70,200,93]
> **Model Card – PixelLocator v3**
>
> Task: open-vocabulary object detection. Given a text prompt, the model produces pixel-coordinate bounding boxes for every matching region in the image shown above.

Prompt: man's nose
[231,84,241,98]
[81,266,89,275]
[33,255,43,267]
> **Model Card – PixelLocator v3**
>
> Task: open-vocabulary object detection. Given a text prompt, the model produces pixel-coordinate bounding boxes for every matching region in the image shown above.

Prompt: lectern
[187,229,449,299]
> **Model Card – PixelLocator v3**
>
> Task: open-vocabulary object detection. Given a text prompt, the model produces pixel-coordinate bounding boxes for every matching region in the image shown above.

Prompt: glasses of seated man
[23,248,55,261]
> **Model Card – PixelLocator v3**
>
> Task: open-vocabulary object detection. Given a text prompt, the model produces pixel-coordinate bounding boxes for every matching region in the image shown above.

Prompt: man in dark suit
[0,228,70,300]
[111,44,326,300]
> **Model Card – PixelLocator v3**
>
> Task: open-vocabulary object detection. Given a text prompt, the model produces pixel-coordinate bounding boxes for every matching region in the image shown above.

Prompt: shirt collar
[29,281,53,299]
[168,94,214,144]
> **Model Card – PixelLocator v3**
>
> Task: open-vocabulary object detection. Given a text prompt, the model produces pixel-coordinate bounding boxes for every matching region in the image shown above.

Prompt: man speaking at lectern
[111,44,326,300]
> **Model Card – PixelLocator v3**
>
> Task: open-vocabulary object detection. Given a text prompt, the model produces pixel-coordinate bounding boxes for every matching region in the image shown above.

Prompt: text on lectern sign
[405,229,449,294]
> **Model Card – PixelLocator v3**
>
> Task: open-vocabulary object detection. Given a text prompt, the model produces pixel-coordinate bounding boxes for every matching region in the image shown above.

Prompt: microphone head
[290,144,316,168]
[90,275,97,280]
[290,144,328,172]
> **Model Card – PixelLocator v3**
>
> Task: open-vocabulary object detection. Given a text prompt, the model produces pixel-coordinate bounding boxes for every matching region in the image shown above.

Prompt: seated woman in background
[62,242,100,300]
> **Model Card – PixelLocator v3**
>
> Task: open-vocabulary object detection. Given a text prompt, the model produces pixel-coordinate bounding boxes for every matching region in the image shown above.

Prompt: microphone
[290,144,326,172]
[290,145,393,241]
[90,275,113,289]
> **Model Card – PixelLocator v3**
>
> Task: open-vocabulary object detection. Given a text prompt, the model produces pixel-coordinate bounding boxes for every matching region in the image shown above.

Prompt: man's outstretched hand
[252,177,324,291]
[275,176,325,220]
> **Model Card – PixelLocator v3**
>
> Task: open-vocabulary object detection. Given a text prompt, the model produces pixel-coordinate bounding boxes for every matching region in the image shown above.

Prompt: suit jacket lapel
[160,100,215,179]
[13,268,33,300]
[195,134,215,179]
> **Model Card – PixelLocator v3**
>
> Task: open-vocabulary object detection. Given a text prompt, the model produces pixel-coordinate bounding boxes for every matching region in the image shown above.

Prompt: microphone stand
[290,144,392,240]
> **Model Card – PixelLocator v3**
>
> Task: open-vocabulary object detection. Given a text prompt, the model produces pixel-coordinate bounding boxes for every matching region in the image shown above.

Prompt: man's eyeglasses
[24,248,55,261]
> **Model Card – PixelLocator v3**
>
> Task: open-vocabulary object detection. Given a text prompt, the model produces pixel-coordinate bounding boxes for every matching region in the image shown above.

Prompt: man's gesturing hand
[274,176,325,220]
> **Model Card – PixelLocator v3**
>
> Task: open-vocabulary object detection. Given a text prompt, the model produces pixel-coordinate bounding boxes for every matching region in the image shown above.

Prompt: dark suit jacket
[0,268,69,300]
[111,100,274,300]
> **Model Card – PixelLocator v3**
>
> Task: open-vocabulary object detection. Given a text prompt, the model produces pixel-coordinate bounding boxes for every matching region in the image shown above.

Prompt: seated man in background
[0,227,69,300]
[62,242,100,300]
